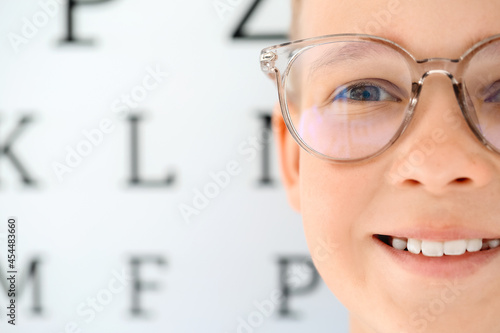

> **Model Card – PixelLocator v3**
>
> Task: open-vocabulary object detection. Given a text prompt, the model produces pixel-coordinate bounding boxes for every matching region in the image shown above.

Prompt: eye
[485,89,500,103]
[481,80,500,103]
[333,81,401,103]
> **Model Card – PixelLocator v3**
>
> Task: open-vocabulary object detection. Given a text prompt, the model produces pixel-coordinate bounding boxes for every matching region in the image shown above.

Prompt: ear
[272,102,301,212]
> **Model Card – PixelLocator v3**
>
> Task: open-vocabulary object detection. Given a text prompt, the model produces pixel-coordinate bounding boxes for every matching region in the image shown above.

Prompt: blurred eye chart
[0,1,347,332]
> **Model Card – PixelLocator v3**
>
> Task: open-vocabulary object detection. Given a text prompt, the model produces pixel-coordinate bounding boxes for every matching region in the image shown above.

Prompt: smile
[375,234,500,257]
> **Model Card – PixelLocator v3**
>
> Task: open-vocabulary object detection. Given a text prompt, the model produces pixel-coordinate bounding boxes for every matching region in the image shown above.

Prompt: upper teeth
[390,237,500,257]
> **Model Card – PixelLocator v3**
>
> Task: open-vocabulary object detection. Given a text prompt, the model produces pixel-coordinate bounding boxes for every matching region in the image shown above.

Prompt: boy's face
[276,1,500,332]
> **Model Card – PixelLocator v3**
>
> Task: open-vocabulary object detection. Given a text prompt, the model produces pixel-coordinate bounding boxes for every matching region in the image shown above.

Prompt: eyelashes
[331,80,402,104]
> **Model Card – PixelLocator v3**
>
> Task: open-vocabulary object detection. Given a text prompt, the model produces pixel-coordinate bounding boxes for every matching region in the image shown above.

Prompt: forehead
[299,0,500,59]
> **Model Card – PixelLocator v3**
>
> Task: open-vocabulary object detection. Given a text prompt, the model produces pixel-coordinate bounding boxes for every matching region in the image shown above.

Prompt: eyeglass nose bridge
[408,61,489,151]
[411,66,460,110]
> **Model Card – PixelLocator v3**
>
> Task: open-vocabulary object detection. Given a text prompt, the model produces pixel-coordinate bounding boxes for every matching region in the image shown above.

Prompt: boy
[261,1,500,332]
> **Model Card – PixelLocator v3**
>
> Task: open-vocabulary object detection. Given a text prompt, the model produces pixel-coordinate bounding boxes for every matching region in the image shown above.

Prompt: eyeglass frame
[260,33,500,163]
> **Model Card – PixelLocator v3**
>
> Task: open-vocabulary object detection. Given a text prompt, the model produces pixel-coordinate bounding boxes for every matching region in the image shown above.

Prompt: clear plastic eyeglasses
[260,34,500,162]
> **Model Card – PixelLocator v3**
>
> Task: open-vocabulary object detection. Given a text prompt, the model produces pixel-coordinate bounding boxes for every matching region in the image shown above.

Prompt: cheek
[298,154,383,304]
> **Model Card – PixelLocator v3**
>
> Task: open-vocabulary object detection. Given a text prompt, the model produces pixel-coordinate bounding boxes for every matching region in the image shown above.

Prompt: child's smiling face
[275,0,500,332]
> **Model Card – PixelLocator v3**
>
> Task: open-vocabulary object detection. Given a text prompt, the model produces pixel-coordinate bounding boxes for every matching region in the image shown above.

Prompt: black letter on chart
[127,114,176,187]
[232,0,288,40]
[0,115,36,186]
[60,0,115,44]
[129,255,167,316]
[258,113,274,186]
[0,257,44,314]
[277,256,320,317]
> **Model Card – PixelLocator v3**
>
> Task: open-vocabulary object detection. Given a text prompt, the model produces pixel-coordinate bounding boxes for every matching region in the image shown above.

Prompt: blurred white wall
[0,1,348,332]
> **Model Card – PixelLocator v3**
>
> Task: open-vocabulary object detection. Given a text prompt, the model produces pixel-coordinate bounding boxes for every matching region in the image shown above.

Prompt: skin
[274,1,500,332]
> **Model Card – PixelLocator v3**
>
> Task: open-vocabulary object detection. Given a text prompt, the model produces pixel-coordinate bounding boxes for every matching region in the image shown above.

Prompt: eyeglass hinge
[260,51,277,72]
[261,51,276,62]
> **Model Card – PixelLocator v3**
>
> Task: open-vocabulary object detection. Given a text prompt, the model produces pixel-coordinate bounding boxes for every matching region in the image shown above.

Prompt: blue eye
[333,83,399,102]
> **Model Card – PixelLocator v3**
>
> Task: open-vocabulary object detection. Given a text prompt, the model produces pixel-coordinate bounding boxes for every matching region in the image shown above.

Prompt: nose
[387,75,497,195]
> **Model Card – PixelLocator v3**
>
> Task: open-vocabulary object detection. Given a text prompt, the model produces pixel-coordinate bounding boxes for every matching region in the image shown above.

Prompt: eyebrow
[465,38,500,62]
[307,42,397,77]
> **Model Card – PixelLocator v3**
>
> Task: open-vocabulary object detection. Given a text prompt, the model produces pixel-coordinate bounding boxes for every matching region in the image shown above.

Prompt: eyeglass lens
[284,39,500,160]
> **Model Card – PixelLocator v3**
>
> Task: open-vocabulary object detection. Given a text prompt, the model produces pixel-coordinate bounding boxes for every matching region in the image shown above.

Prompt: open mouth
[374,234,500,257]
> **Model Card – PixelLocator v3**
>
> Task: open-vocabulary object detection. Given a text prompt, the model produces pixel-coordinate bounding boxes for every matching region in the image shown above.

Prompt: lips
[375,234,500,257]
[373,233,500,278]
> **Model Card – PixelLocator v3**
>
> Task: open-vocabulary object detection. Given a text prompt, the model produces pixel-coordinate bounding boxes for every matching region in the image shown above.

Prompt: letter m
[0,258,43,314]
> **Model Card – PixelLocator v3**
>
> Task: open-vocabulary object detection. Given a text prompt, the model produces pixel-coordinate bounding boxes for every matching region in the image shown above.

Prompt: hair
[290,0,301,40]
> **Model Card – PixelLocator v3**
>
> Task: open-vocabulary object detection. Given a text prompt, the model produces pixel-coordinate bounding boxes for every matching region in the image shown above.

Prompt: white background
[0,0,348,332]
